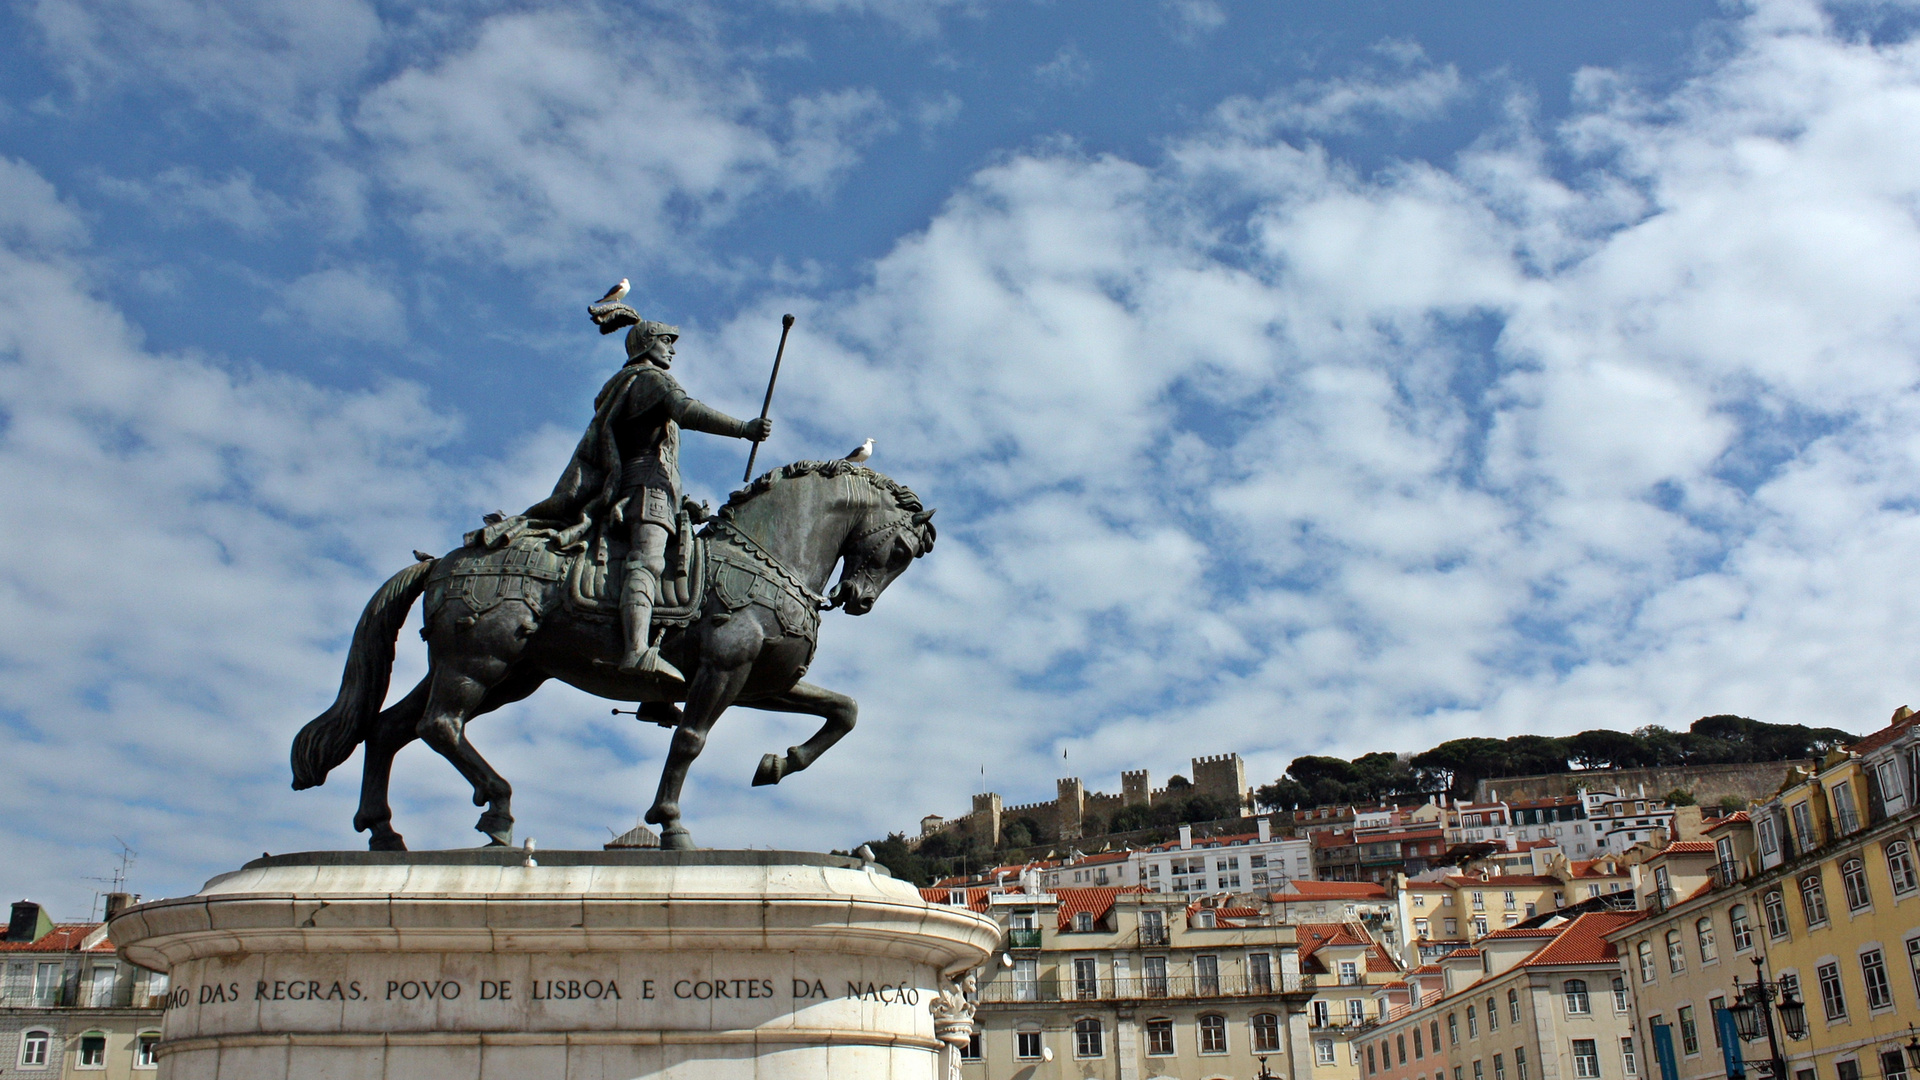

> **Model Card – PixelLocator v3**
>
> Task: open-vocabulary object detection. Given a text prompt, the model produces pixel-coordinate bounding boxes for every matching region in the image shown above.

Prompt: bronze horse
[290,460,934,850]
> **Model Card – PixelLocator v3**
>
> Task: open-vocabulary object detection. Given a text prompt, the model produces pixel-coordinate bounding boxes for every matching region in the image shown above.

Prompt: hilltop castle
[916,753,1252,847]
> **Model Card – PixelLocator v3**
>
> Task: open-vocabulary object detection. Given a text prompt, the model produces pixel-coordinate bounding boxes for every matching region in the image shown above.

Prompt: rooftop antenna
[84,837,138,919]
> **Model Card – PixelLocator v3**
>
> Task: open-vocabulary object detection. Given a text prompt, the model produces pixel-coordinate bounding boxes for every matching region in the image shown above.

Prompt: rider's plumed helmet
[625,320,680,360]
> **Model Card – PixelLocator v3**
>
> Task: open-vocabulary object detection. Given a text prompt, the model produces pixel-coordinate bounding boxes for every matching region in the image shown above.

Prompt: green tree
[1567,729,1643,769]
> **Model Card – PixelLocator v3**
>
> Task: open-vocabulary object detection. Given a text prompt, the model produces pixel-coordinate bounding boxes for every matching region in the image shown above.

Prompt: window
[1474,917,1489,937]
[1637,941,1657,983]
[1196,954,1220,995]
[1253,1013,1280,1053]
[1074,911,1094,932]
[1861,949,1893,1011]
[1473,892,1486,910]
[1838,1061,1861,1080]
[1801,874,1830,926]
[1416,918,1431,937]
[1516,1047,1529,1080]
[1621,1037,1637,1076]
[1399,1035,1409,1064]
[1504,891,1516,909]
[1315,1038,1336,1065]
[1012,957,1038,1001]
[1818,961,1847,1020]
[1199,1014,1228,1054]
[1369,1046,1378,1075]
[1730,904,1754,952]
[1573,1039,1601,1079]
[1842,859,1872,911]
[32,962,59,1006]
[88,965,116,1007]
[1511,987,1524,1022]
[962,1032,981,1060]
[1764,889,1791,939]
[78,1032,106,1069]
[1341,960,1361,985]
[1251,952,1274,993]
[1708,997,1727,1047]
[1487,997,1499,1031]
[1312,999,1331,1027]
[1832,781,1859,834]
[1016,1030,1043,1060]
[1759,816,1779,854]
[1073,957,1098,1000]
[1475,1060,1485,1080]
[1468,1005,1479,1037]
[1910,937,1920,1002]
[1448,1012,1459,1045]
[1416,1027,1425,1058]
[1694,918,1717,962]
[1883,1051,1910,1080]
[1666,930,1687,974]
[1074,1017,1103,1058]
[1679,1006,1699,1055]
[1495,1054,1508,1080]
[136,1032,160,1069]
[1433,1020,1442,1052]
[1611,976,1628,1011]
[1791,801,1817,848]
[1446,918,1459,936]
[1564,979,1591,1015]
[1888,841,1919,895]
[1143,954,1167,997]
[19,1030,50,1068]
[1350,999,1368,1024]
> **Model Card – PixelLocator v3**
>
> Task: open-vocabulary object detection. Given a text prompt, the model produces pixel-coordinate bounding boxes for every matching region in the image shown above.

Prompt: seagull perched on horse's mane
[845,437,874,462]
[594,278,630,305]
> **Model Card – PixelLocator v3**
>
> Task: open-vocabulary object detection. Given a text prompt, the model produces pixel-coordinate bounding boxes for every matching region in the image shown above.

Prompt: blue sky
[5,0,1920,914]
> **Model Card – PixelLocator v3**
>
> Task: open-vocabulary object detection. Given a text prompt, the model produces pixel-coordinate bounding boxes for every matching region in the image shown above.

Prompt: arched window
[135,1031,160,1070]
[1763,889,1790,939]
[1564,979,1591,1015]
[1729,904,1753,952]
[1508,987,1521,1023]
[1665,929,1687,973]
[1146,1017,1175,1056]
[1887,841,1919,895]
[1799,873,1829,926]
[1251,1012,1281,1053]
[1611,975,1628,1011]
[1467,1004,1478,1037]
[1841,859,1872,911]
[1696,917,1717,962]
[18,1030,51,1068]
[77,1031,107,1069]
[1637,940,1656,982]
[1199,1013,1229,1054]
[1073,1017,1104,1058]
[1487,996,1499,1031]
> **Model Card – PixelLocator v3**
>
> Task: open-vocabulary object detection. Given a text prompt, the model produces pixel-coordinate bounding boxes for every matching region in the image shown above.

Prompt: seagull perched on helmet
[845,438,874,462]
[594,278,630,306]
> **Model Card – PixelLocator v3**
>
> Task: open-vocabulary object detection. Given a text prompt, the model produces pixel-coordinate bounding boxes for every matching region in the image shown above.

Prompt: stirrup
[618,647,685,686]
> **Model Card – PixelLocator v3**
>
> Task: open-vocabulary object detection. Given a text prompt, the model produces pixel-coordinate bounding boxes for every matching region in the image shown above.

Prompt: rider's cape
[514,362,681,556]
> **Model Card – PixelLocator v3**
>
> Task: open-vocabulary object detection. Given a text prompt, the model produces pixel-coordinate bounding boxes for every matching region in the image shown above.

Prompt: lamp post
[1724,956,1808,1080]
[1255,1055,1278,1080]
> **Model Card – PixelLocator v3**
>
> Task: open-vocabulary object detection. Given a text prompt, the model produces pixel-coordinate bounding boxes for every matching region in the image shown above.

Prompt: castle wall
[1474,760,1812,806]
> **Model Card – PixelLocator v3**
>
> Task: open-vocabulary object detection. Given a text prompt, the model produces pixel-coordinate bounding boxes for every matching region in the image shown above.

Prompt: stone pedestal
[109,850,999,1079]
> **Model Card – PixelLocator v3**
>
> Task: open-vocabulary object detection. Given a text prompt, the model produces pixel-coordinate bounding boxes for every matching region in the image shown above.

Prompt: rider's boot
[618,562,685,686]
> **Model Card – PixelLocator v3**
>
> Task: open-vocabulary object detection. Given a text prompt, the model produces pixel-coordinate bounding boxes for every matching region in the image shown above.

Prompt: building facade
[927,885,1314,1080]
[0,902,165,1080]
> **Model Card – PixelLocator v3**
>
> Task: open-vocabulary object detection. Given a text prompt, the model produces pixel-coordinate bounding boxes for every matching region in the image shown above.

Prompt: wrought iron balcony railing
[978,972,1311,1004]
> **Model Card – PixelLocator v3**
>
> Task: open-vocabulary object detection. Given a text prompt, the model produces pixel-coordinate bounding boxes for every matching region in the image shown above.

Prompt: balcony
[978,972,1311,1004]
[1006,928,1043,950]
[1139,926,1170,946]
[1711,862,1742,891]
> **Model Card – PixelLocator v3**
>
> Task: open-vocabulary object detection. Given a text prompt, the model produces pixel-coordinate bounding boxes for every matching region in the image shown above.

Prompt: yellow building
[1608,708,1920,1080]
[1298,923,1405,1080]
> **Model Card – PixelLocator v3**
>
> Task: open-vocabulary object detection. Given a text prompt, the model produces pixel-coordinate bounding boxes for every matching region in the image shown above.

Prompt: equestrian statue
[289,300,935,851]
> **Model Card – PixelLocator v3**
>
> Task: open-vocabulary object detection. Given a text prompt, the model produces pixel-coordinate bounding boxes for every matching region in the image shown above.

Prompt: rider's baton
[743,314,795,483]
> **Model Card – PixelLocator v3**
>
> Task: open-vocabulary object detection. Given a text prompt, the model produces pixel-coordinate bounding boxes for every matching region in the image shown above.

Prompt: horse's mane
[722,459,925,518]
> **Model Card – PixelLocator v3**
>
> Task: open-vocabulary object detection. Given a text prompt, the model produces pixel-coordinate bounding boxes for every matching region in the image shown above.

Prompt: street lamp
[1730,956,1807,1080]
[1256,1055,1279,1080]
[1904,1025,1920,1072]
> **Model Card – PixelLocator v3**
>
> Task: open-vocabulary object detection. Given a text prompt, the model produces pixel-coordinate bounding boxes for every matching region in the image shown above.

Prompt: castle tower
[971,792,1003,848]
[1192,753,1250,815]
[1056,777,1085,841]
[1122,769,1152,807]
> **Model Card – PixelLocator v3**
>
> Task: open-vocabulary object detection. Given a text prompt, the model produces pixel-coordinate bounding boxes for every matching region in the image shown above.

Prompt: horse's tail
[291,559,435,790]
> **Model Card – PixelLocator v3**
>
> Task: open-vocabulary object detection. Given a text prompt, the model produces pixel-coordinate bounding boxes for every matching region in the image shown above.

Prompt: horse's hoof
[369,833,408,852]
[661,826,696,850]
[645,804,675,826]
[752,753,786,787]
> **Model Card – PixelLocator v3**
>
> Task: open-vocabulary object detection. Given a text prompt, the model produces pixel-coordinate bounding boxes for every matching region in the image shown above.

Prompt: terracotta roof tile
[1056,886,1146,929]
[0,924,109,953]
[1850,709,1920,754]
[1273,880,1389,899]
[1660,841,1717,855]
[1520,912,1645,967]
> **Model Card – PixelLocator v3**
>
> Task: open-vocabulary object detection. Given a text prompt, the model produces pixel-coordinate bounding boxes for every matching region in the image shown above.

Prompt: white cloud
[356,8,889,268]
[1035,45,1093,89]
[1217,43,1465,136]
[95,166,289,236]
[274,266,408,344]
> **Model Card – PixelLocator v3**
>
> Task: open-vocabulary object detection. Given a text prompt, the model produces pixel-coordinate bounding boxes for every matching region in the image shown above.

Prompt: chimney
[1179,824,1193,850]
[1257,817,1272,843]
[103,893,134,920]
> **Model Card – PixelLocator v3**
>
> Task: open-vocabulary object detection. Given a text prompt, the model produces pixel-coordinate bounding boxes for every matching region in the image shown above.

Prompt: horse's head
[831,505,936,615]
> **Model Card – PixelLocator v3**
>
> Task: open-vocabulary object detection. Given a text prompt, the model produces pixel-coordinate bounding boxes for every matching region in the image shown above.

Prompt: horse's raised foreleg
[355,676,429,851]
[747,681,858,787]
[645,662,753,849]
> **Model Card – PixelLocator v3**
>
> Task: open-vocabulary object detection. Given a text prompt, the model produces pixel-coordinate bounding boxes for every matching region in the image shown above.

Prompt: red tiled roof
[0,924,109,953]
[1660,841,1717,855]
[1520,912,1644,967]
[1057,886,1146,929]
[1705,811,1750,833]
[1442,874,1563,887]
[1849,708,1920,754]
[1443,948,1482,960]
[920,886,996,912]
[1480,925,1562,940]
[1273,880,1389,899]
[1569,859,1626,878]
